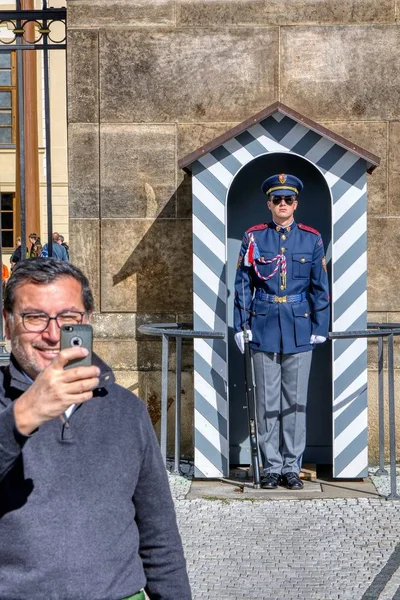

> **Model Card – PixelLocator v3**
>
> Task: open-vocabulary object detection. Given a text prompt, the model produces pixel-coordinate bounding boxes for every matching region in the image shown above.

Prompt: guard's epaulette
[246,223,268,234]
[298,223,320,236]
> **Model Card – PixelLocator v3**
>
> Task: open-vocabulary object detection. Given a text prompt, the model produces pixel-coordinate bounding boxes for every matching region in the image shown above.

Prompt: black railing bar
[160,334,169,465]
[329,329,400,340]
[174,337,182,474]
[375,337,388,476]
[368,322,400,329]
[386,334,400,499]
[0,8,66,19]
[0,45,66,51]
[138,325,224,339]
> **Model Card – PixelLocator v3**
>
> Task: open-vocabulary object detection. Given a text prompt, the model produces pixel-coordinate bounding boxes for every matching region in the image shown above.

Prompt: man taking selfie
[0,258,191,600]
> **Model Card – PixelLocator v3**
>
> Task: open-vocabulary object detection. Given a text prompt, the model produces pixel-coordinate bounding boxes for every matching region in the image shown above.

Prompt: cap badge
[278,173,287,184]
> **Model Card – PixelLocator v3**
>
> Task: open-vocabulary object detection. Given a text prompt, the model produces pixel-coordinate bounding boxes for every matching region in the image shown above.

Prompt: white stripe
[193,179,225,223]
[223,138,254,165]
[333,408,368,458]
[195,448,224,478]
[195,409,229,456]
[305,137,335,164]
[194,255,227,299]
[330,150,360,179]
[334,213,366,261]
[333,338,366,380]
[333,180,366,224]
[335,447,368,478]
[279,122,310,149]
[198,154,233,188]
[193,215,225,260]
[194,294,226,333]
[333,291,367,332]
[248,123,290,152]
[194,337,227,380]
[334,253,367,300]
[323,170,340,188]
[195,372,228,420]
[333,368,367,407]
[272,112,285,122]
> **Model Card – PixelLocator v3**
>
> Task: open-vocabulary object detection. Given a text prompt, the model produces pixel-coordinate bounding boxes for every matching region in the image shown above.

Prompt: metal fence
[329,323,400,500]
[138,323,225,473]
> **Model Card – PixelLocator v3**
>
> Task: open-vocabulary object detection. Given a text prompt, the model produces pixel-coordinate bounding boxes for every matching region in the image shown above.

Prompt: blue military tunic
[234,221,330,354]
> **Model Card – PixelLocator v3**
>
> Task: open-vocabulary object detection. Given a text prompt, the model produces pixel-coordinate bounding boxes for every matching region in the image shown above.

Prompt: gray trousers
[252,350,313,475]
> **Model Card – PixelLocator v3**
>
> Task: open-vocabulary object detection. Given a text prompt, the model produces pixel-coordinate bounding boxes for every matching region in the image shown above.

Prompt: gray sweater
[0,355,192,600]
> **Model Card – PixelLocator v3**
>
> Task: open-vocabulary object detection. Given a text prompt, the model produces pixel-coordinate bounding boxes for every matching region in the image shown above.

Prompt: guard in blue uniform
[234,173,330,490]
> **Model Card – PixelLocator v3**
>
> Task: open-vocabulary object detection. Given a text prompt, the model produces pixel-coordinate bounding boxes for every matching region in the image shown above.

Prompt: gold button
[301,257,305,263]
[280,285,285,290]
[305,312,309,317]
[281,247,286,253]
[261,256,264,260]
[281,234,286,240]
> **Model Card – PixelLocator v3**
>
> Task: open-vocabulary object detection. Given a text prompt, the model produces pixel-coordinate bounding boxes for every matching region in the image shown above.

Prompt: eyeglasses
[270,196,296,206]
[18,311,86,332]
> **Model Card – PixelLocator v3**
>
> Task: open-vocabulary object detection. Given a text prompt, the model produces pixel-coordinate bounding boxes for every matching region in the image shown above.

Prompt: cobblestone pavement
[168,471,400,600]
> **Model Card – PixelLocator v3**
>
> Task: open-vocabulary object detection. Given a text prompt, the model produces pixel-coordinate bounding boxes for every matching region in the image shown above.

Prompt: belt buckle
[274,295,287,303]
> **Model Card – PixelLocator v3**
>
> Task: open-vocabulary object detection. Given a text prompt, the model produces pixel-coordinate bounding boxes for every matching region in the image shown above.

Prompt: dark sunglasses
[270,196,296,206]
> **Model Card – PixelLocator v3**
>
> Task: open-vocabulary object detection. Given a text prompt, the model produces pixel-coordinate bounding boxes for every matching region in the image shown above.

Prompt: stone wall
[67,0,400,462]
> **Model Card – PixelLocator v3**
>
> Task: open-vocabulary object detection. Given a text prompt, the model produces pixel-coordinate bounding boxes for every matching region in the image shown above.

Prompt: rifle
[241,281,261,489]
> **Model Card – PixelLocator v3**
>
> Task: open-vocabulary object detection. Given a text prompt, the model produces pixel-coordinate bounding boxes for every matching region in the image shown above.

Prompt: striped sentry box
[180,103,379,479]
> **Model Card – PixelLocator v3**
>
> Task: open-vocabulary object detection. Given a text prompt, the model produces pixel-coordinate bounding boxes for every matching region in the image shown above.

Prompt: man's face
[267,195,298,222]
[4,277,90,380]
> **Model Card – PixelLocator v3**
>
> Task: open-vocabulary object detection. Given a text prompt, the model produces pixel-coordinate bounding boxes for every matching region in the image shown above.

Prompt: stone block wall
[67,0,400,462]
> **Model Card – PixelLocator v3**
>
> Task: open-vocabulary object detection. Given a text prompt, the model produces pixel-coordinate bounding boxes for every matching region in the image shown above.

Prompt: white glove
[310,334,327,345]
[234,330,252,354]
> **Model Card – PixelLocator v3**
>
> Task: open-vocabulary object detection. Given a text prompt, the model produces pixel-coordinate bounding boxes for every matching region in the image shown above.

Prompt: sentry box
[179,102,380,480]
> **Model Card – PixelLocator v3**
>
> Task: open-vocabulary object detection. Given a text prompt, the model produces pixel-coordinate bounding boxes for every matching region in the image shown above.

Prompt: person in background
[28,233,42,259]
[10,237,22,271]
[59,234,70,259]
[41,232,69,261]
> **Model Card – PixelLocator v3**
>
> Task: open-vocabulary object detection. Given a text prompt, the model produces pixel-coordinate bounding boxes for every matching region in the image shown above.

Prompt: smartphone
[60,324,93,369]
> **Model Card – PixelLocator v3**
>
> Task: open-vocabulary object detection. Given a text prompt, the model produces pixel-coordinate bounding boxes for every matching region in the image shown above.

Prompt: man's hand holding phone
[14,346,100,436]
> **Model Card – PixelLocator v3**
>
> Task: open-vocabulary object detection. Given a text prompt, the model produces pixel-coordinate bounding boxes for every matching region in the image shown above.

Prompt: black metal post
[386,334,399,499]
[174,336,182,474]
[160,334,169,466]
[375,336,388,476]
[16,0,26,254]
[42,0,53,257]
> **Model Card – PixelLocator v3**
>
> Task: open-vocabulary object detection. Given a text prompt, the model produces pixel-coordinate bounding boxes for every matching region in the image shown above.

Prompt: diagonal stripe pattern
[190,110,368,478]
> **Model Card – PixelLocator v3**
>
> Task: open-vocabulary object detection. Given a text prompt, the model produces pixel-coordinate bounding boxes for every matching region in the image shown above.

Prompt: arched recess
[226,152,333,465]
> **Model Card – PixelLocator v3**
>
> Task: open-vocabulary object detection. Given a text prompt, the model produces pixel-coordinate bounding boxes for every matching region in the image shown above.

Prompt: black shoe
[260,473,280,489]
[281,472,304,490]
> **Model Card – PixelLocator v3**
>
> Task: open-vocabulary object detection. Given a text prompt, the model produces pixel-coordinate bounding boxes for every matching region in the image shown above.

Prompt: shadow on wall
[110,178,195,458]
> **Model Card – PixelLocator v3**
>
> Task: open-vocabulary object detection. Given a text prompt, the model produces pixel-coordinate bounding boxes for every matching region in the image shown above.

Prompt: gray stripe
[193,236,225,280]
[334,427,368,476]
[260,115,298,142]
[195,429,228,475]
[193,195,225,242]
[317,144,347,171]
[334,351,367,399]
[330,177,355,204]
[334,387,367,437]
[334,194,366,240]
[334,274,367,322]
[210,146,242,175]
[332,329,366,362]
[193,275,226,327]
[340,158,367,187]
[195,352,226,399]
[190,159,206,177]
[334,233,366,282]
[235,131,269,157]
[195,391,228,439]
[333,383,367,413]
[290,129,322,155]
[195,167,227,203]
